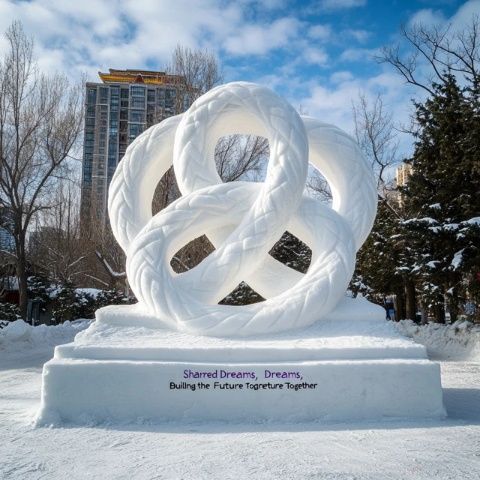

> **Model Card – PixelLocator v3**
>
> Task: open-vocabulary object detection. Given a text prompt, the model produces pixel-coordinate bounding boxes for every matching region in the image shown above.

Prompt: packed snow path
[0,325,479,479]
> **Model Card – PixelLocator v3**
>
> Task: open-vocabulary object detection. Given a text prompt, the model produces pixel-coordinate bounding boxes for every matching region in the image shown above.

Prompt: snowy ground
[1,320,480,479]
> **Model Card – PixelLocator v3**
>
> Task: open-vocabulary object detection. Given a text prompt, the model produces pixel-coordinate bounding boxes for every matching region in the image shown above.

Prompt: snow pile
[0,319,91,352]
[75,288,102,299]
[394,319,480,361]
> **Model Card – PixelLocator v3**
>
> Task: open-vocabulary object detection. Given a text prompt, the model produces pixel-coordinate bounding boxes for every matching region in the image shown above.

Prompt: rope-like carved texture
[108,82,377,337]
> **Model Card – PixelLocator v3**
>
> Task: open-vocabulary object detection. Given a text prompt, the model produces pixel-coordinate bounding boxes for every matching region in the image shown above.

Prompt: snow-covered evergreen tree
[402,75,480,322]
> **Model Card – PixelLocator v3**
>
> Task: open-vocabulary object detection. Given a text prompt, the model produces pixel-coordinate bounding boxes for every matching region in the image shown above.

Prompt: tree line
[352,16,480,323]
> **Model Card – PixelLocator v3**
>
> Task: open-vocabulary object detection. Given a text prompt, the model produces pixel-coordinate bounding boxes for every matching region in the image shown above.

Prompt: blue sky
[0,0,478,148]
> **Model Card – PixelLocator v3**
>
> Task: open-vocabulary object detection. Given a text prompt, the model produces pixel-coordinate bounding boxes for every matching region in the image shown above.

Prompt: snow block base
[36,300,446,425]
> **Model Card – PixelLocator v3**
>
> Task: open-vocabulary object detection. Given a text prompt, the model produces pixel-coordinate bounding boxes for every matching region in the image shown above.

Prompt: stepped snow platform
[36,299,445,425]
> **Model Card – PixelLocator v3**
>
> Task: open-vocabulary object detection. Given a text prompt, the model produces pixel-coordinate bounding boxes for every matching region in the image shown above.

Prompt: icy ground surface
[1,320,480,479]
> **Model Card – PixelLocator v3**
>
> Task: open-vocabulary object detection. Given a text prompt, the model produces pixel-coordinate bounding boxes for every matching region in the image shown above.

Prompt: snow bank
[394,320,480,361]
[0,319,91,352]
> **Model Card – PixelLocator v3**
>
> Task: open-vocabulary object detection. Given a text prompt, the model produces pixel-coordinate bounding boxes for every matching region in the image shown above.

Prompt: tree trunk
[433,300,445,324]
[16,236,28,319]
[394,289,406,321]
[447,290,460,323]
[405,279,417,321]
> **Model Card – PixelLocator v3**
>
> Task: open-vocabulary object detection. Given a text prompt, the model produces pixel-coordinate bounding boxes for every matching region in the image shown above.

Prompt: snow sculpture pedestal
[37,82,444,425]
[37,298,445,424]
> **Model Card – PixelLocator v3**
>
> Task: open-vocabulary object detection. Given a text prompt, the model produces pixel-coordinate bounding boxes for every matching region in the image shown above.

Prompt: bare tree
[168,44,223,109]
[152,134,268,216]
[152,167,181,214]
[150,45,224,216]
[215,135,268,182]
[351,92,406,227]
[352,93,400,193]
[377,15,480,95]
[306,170,332,202]
[29,181,89,284]
[94,235,127,288]
[0,21,84,316]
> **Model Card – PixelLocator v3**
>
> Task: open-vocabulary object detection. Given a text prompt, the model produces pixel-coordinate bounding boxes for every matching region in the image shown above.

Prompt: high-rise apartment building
[395,162,413,207]
[395,163,413,188]
[81,69,188,226]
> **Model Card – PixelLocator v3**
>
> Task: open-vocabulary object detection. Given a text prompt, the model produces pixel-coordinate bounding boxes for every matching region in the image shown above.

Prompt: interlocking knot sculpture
[108,82,377,337]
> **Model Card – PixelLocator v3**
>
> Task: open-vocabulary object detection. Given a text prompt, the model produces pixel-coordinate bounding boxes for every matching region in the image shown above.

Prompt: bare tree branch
[377,15,480,94]
[0,21,84,316]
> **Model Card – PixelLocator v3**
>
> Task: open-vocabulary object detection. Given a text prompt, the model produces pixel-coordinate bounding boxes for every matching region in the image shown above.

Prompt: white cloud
[318,0,366,11]
[343,29,370,43]
[299,71,412,147]
[255,0,288,9]
[449,0,480,27]
[339,47,379,62]
[0,0,311,81]
[408,8,445,27]
[223,17,302,55]
[0,0,295,80]
[303,47,329,66]
[330,70,354,83]
[408,0,480,29]
[307,24,332,41]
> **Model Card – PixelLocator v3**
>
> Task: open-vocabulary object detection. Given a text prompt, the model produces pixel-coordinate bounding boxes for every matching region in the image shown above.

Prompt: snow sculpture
[108,82,377,337]
[37,82,445,425]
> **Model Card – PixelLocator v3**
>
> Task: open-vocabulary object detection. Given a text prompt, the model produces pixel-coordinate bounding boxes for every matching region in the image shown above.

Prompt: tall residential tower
[80,69,188,227]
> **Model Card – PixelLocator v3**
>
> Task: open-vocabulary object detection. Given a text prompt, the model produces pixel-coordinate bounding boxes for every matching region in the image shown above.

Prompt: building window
[129,110,145,123]
[131,97,145,109]
[131,86,145,96]
[87,88,97,104]
[129,123,143,139]
[99,87,109,104]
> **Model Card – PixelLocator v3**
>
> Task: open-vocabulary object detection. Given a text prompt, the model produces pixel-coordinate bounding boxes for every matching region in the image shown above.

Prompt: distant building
[395,163,413,188]
[0,207,15,253]
[80,69,190,227]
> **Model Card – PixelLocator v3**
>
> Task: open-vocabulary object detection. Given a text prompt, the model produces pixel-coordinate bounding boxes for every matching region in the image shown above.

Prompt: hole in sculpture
[215,134,269,183]
[306,168,332,203]
[170,230,311,307]
[150,142,332,217]
[269,231,312,274]
[219,282,265,305]
[170,236,266,306]
[152,166,180,215]
[217,232,312,305]
[170,235,215,273]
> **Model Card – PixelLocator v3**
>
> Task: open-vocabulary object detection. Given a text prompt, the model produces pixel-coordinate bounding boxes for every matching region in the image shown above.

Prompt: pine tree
[402,74,480,322]
[351,198,415,320]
